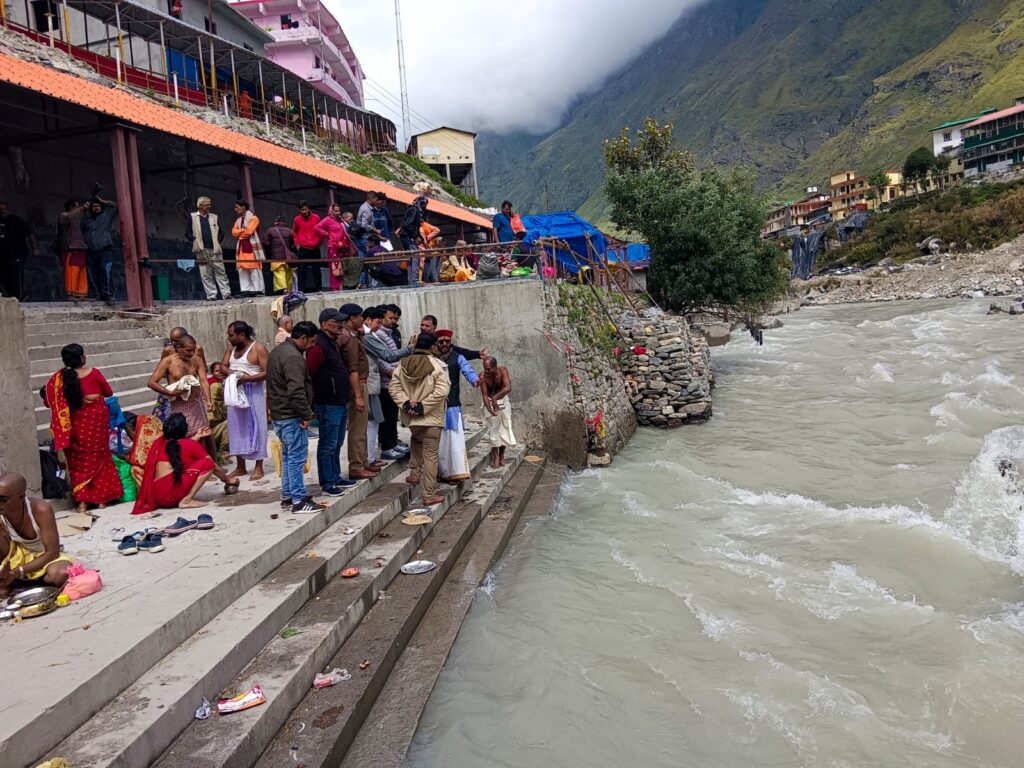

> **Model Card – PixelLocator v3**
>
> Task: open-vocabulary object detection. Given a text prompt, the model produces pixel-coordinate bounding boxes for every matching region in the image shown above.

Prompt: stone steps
[28,335,163,362]
[151,441,513,768]
[35,384,159,431]
[339,455,556,768]
[5,440,447,768]
[29,345,165,376]
[31,327,156,348]
[29,357,163,391]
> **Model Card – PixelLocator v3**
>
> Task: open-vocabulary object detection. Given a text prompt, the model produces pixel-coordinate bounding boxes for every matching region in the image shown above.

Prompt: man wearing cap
[338,303,378,480]
[436,329,479,482]
[306,308,355,496]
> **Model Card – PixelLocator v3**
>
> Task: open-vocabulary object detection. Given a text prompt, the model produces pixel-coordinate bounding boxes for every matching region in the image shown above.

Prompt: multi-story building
[407,127,480,198]
[829,171,868,221]
[930,113,987,157]
[228,0,365,107]
[762,191,831,238]
[962,99,1024,177]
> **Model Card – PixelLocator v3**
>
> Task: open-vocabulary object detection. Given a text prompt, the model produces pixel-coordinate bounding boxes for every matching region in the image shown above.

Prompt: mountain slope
[477,0,1024,223]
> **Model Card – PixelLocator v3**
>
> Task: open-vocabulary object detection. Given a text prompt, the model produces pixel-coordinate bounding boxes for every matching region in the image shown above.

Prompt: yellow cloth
[35,759,73,768]
[271,262,295,293]
[2,540,74,581]
[268,436,311,476]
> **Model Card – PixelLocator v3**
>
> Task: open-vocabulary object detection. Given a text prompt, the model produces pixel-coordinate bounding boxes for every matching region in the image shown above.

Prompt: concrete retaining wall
[0,299,42,492]
[154,280,579,463]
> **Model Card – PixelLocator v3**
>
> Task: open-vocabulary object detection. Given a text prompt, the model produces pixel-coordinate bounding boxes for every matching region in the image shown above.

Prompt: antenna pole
[394,0,412,148]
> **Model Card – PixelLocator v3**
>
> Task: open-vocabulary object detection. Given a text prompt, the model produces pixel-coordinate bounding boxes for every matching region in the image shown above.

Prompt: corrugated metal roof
[0,53,492,228]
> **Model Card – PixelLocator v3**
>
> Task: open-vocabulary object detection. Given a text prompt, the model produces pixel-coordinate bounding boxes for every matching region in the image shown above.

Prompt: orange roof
[0,53,492,229]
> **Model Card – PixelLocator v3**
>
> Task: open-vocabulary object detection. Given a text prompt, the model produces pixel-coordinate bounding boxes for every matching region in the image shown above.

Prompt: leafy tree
[867,169,890,205]
[903,147,936,190]
[603,119,788,315]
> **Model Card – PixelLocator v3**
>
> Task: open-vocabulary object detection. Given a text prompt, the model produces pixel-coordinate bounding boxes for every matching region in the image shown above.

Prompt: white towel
[224,373,250,409]
[165,375,201,400]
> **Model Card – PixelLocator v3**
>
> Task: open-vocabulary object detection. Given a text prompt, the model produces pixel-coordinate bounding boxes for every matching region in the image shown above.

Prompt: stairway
[28,313,166,440]
[23,429,541,768]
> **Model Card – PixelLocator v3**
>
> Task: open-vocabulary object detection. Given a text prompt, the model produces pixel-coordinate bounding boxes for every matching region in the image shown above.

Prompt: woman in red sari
[313,204,354,292]
[132,414,239,515]
[46,343,123,512]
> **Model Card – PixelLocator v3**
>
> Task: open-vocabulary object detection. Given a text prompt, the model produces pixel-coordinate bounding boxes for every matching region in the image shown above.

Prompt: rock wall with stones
[619,310,714,428]
[542,283,637,467]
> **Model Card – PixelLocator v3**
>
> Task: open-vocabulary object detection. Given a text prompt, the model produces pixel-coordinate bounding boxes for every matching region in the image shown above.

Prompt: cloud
[330,0,705,139]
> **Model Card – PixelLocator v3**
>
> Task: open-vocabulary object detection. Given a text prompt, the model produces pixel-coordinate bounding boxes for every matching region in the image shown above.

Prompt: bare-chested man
[149,334,216,458]
[0,473,73,598]
[162,326,209,370]
[479,356,516,468]
[220,320,269,481]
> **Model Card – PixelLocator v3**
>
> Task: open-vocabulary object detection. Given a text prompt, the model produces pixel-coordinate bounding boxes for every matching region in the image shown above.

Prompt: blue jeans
[314,404,348,488]
[274,418,309,503]
[401,237,420,285]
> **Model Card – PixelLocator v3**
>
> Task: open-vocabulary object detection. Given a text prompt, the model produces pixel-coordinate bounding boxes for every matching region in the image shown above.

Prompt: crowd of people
[0,191,538,303]
[28,303,516,575]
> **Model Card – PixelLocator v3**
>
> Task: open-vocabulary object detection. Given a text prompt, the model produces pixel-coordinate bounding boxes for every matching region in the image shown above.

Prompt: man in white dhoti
[480,355,515,468]
[435,330,478,482]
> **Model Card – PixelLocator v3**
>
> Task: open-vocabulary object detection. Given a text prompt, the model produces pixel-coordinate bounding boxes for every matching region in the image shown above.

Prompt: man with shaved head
[0,473,73,596]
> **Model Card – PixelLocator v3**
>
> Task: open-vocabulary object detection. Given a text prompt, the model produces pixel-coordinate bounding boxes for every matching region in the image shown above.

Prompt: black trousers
[297,247,322,292]
[0,256,24,300]
[87,247,114,300]
[379,389,399,451]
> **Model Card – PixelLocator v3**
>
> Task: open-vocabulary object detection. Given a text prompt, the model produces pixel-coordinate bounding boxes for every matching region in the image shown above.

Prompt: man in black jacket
[267,320,319,513]
[397,195,427,286]
[305,308,355,497]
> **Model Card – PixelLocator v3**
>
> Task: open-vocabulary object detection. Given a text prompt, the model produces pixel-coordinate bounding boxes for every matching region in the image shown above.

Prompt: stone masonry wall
[619,309,713,428]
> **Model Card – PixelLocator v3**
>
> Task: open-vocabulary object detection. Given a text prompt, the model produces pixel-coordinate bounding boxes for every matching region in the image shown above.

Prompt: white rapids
[406,300,1024,768]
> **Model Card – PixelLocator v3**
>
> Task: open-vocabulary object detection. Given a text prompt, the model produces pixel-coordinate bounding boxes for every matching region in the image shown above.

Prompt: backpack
[40,447,69,499]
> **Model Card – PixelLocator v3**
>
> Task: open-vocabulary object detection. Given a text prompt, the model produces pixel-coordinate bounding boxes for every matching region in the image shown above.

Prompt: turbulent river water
[406,300,1024,768]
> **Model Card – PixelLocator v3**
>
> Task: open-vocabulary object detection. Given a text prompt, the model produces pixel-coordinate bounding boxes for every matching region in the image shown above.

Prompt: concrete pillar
[445,163,451,182]
[237,158,254,204]
[326,186,336,209]
[110,125,144,309]
[0,300,41,493]
[126,129,153,307]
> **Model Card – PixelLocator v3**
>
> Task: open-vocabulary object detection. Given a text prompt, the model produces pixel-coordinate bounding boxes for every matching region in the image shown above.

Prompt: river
[406,300,1024,768]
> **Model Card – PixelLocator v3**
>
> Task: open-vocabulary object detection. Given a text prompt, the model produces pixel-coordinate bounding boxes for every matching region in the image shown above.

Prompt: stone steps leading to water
[4,434,464,768]
[151,440,512,768]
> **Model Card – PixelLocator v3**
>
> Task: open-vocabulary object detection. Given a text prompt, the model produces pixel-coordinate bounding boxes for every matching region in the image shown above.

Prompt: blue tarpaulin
[607,243,651,266]
[521,211,608,274]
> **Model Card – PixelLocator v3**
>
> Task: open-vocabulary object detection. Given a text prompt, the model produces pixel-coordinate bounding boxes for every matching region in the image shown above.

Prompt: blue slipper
[137,533,165,553]
[162,517,198,536]
[117,535,139,555]
[195,514,214,530]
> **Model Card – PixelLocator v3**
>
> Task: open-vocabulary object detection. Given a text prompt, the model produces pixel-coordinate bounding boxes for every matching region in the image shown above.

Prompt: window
[943,132,952,142]
[280,14,291,29]
[314,56,322,68]
[204,16,217,34]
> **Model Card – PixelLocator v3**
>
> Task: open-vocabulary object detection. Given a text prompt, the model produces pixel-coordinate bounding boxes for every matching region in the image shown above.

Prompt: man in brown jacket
[388,331,450,505]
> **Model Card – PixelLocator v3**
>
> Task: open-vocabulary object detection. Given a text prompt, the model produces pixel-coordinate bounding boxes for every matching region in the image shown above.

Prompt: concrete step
[153,442,512,768]
[5,447,424,768]
[30,327,158,348]
[29,346,164,375]
[28,336,165,362]
[29,358,161,390]
[29,319,149,333]
[341,455,556,768]
[253,451,530,768]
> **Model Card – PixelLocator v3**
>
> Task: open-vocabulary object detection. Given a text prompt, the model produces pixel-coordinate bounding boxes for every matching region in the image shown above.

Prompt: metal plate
[400,560,438,575]
[2,586,59,609]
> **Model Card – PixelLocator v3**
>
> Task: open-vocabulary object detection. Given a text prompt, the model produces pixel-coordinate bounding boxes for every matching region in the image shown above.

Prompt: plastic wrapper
[217,685,266,715]
[313,668,352,689]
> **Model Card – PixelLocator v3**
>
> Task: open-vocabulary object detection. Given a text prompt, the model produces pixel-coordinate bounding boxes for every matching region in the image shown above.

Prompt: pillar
[326,186,336,209]
[126,129,153,307]
[110,125,144,309]
[237,158,254,204]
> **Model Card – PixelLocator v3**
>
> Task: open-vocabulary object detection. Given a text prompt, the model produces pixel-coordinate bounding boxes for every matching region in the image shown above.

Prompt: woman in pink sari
[314,204,354,292]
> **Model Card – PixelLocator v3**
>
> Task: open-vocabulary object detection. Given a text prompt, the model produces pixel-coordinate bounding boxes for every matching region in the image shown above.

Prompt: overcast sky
[330,0,705,142]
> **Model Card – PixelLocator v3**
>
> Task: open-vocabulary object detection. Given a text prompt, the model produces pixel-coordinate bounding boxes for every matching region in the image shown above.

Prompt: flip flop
[195,514,214,530]
[162,517,198,536]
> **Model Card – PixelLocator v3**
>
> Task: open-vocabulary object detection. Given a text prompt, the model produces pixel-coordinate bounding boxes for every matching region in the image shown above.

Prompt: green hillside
[477,0,1024,224]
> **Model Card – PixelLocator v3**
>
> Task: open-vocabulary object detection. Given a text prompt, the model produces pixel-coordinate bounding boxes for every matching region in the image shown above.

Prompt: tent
[521,211,608,274]
[607,242,650,267]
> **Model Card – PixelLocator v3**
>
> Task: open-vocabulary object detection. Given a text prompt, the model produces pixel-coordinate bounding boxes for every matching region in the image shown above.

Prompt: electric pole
[394,0,412,150]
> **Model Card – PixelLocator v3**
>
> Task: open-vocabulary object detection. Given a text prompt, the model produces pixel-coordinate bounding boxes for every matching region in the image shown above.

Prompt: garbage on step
[281,627,303,639]
[359,659,371,670]
[313,668,352,689]
[34,759,73,768]
[401,560,437,575]
[401,513,432,526]
[217,685,267,715]
[341,567,360,578]
[194,697,212,720]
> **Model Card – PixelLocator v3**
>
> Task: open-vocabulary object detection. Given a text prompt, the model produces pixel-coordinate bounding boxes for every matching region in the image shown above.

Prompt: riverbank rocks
[619,309,714,428]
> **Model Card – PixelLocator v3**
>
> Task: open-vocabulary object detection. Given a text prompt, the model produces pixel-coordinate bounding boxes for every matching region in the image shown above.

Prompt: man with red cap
[435,329,479,482]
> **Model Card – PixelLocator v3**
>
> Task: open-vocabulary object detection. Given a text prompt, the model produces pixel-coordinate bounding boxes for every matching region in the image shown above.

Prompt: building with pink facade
[229,0,365,107]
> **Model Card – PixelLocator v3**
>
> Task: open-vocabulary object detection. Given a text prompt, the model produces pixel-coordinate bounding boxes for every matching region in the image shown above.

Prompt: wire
[366,76,437,129]
[363,82,432,133]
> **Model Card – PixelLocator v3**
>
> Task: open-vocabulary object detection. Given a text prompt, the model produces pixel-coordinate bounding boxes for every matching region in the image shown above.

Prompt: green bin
[151,274,170,301]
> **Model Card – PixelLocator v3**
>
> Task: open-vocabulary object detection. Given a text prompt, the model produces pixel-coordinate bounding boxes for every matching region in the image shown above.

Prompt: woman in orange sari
[46,343,123,512]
